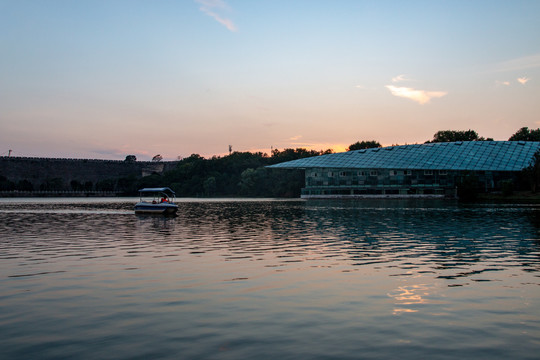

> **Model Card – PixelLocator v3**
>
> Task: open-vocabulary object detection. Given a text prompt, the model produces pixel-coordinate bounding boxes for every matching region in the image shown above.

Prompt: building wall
[0,157,178,191]
[301,167,515,198]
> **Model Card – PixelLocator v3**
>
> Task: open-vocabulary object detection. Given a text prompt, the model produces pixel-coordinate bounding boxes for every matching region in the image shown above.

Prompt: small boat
[134,187,178,215]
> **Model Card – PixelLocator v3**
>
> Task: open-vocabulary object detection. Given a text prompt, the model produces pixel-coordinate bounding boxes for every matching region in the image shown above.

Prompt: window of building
[439,170,447,175]
[370,170,378,176]
[405,170,412,176]
[424,170,433,176]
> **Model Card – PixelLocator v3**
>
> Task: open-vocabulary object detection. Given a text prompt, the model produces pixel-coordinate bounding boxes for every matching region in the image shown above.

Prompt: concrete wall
[0,157,178,190]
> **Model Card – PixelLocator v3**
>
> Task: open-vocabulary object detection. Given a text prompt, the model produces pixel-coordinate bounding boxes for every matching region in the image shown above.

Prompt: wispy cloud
[495,80,510,86]
[385,85,447,105]
[517,77,530,85]
[196,0,237,32]
[391,74,412,83]
[492,54,540,72]
[289,135,302,141]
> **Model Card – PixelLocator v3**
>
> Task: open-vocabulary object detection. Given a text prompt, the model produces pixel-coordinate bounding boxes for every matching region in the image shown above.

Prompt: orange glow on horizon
[239,143,349,156]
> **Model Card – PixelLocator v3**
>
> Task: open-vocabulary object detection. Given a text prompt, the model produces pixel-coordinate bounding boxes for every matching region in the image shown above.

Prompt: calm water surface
[0,198,539,359]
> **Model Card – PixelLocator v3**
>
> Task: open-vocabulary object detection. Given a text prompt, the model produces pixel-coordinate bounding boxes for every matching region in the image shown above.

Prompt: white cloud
[385,85,447,105]
[289,135,302,141]
[495,80,510,86]
[196,0,237,32]
[517,77,530,85]
[391,74,412,83]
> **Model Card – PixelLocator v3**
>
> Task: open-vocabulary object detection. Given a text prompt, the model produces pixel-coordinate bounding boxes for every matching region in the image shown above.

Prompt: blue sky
[1,0,539,160]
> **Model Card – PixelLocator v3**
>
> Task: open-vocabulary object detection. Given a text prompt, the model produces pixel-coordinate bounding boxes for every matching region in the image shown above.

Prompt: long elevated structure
[0,157,179,193]
[268,141,540,198]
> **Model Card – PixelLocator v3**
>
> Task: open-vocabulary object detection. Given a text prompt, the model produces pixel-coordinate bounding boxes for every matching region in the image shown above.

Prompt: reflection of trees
[172,200,540,280]
[7,200,536,280]
[304,201,539,271]
[172,201,309,261]
[526,207,540,231]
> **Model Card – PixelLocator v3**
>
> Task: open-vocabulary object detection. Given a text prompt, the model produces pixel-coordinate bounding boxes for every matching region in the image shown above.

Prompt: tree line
[1,127,539,196]
[133,127,540,197]
[0,148,330,196]
[137,148,332,197]
[346,127,540,150]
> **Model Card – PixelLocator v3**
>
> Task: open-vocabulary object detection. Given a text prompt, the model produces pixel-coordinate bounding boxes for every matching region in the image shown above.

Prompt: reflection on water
[0,198,539,359]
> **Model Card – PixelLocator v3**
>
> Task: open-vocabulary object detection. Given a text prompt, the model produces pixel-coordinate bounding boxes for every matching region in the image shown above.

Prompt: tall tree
[347,140,382,151]
[522,149,540,192]
[509,127,540,141]
[427,130,488,143]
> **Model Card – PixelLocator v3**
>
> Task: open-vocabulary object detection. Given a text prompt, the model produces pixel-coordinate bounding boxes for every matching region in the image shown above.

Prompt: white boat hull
[134,202,178,214]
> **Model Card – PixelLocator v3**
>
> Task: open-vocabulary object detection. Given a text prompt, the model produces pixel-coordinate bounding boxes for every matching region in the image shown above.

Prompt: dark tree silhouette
[509,127,540,141]
[347,140,382,151]
[427,130,490,143]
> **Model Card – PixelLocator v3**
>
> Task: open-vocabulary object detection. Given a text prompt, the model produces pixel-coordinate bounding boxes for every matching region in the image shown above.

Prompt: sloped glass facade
[268,141,540,198]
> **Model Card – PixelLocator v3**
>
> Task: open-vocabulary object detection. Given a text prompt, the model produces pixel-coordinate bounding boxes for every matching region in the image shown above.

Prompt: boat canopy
[138,187,176,195]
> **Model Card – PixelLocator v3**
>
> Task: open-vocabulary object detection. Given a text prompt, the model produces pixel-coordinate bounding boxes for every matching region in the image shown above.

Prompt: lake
[0,198,539,359]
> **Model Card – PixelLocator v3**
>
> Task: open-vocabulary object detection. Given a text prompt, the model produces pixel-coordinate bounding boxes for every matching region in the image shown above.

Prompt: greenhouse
[268,141,540,198]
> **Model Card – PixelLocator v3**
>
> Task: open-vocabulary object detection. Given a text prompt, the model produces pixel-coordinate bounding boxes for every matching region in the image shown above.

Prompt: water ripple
[0,198,539,359]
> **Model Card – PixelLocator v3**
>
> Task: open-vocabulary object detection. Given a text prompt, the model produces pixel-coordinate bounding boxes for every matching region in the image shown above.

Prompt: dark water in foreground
[0,198,539,359]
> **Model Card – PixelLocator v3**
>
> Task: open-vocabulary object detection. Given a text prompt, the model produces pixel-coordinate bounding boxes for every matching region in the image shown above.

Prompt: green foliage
[40,178,64,191]
[0,175,15,191]
[124,155,137,162]
[427,130,489,143]
[134,148,323,197]
[16,179,34,191]
[84,181,93,191]
[509,127,540,141]
[70,180,83,191]
[117,175,138,194]
[522,149,540,192]
[203,176,217,196]
[347,141,381,151]
[95,179,116,192]
[136,174,163,190]
[270,148,331,162]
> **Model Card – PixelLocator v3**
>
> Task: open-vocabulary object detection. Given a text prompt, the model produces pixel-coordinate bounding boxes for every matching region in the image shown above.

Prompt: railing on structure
[0,190,125,197]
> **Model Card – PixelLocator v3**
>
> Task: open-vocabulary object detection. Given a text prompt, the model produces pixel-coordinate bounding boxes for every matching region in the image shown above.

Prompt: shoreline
[2,190,540,203]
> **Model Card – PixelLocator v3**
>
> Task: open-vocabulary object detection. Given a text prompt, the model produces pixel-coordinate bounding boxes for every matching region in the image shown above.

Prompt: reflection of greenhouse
[269,141,540,198]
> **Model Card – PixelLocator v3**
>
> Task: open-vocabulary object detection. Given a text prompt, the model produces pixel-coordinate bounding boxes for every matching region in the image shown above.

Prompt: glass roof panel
[268,141,540,171]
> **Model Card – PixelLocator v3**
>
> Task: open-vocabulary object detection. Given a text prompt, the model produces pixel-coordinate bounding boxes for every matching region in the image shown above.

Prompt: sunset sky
[1,0,539,160]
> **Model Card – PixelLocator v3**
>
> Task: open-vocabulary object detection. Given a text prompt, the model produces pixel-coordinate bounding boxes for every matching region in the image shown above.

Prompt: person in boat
[160,197,168,203]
